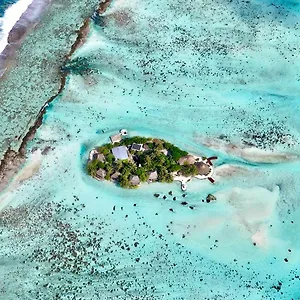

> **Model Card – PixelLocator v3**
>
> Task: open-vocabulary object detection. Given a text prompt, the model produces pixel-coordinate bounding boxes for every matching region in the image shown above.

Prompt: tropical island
[87,131,216,189]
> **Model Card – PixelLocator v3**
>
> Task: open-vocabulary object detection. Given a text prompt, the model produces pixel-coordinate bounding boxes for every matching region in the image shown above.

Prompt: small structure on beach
[97,153,105,162]
[110,133,122,144]
[131,143,143,151]
[120,129,128,136]
[112,146,129,160]
[89,149,98,161]
[195,161,211,176]
[181,182,187,191]
[111,171,121,181]
[148,171,158,182]
[178,155,196,165]
[95,168,106,181]
[130,175,140,186]
[160,149,168,156]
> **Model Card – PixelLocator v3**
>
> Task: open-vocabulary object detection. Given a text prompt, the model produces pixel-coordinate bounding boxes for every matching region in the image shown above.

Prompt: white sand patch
[173,175,191,183]
[218,186,279,225]
[214,164,249,178]
[170,186,280,260]
[251,225,268,248]
[196,136,299,163]
[242,147,298,163]
[14,151,42,184]
[0,149,43,210]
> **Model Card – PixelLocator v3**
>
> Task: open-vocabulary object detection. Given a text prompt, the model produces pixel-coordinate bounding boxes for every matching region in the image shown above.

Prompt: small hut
[178,155,196,165]
[131,143,143,151]
[110,133,122,144]
[111,171,121,181]
[97,153,105,162]
[194,161,211,176]
[160,149,168,156]
[130,175,140,186]
[95,168,106,181]
[148,171,158,182]
[143,144,150,151]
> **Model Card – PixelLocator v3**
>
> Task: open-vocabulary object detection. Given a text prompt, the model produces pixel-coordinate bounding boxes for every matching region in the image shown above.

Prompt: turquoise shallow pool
[1,0,300,299]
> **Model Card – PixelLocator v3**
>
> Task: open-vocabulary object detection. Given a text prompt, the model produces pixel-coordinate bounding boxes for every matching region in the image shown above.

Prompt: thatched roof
[148,171,158,181]
[110,133,122,144]
[97,153,105,162]
[194,162,211,176]
[130,175,140,185]
[95,168,106,180]
[178,155,196,165]
[111,172,121,180]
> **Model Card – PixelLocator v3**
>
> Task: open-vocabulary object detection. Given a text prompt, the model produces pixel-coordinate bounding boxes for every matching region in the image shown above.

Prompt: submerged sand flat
[1,0,300,299]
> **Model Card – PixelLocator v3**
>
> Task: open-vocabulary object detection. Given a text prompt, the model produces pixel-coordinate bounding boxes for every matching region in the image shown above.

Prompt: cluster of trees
[87,136,196,188]
[163,142,188,161]
[120,136,151,146]
[87,159,105,177]
[180,164,198,176]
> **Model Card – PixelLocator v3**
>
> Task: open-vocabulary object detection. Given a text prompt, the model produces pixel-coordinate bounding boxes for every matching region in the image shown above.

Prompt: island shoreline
[87,135,216,190]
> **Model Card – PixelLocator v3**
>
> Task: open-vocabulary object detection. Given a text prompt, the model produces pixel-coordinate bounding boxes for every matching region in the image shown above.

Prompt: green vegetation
[87,160,105,176]
[87,136,198,188]
[180,164,198,176]
[163,142,188,161]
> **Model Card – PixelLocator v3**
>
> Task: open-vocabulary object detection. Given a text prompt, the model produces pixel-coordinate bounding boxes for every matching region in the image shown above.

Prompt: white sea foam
[0,0,33,53]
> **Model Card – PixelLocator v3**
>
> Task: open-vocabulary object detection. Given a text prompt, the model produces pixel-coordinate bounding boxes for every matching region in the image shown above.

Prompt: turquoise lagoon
[1,0,300,299]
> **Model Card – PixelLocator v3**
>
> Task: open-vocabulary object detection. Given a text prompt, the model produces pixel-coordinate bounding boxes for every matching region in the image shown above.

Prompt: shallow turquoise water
[1,0,300,299]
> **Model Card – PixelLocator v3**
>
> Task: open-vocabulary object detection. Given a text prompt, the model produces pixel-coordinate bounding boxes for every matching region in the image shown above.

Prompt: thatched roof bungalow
[95,168,106,181]
[194,161,211,176]
[110,133,122,144]
[148,171,158,182]
[130,175,140,186]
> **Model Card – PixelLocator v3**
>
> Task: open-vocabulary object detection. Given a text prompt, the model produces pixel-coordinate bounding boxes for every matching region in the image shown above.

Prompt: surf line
[0,0,33,53]
[0,0,51,77]
[0,0,113,193]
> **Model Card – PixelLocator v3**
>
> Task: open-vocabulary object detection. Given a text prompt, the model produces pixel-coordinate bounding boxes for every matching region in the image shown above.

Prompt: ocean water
[0,0,100,158]
[0,0,33,52]
[1,0,300,299]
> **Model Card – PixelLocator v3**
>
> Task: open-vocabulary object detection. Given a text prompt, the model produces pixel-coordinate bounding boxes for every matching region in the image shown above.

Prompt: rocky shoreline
[0,0,113,193]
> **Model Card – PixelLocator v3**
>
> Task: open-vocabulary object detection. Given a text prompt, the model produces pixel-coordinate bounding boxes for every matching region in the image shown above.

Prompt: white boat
[120,129,128,136]
[181,182,187,191]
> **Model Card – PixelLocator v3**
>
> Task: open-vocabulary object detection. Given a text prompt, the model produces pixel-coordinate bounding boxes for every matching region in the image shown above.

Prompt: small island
[87,132,216,189]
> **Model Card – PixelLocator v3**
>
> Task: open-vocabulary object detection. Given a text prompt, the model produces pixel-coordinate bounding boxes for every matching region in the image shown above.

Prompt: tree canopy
[87,136,196,188]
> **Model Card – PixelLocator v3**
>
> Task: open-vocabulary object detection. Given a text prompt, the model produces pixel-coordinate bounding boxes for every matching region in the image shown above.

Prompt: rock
[206,194,216,203]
